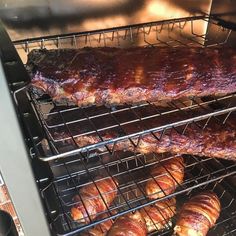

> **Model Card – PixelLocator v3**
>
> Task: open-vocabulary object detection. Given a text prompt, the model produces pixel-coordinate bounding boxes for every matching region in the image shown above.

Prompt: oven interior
[5,15,236,235]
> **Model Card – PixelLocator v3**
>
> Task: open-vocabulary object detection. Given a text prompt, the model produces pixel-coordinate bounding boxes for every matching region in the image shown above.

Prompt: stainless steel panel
[0,0,212,41]
[0,23,51,236]
[205,0,236,46]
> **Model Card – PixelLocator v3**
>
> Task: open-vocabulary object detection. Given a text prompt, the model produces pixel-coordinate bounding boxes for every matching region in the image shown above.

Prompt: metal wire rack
[14,15,232,63]
[41,152,236,235]
[12,15,236,235]
[30,92,236,161]
[13,15,235,161]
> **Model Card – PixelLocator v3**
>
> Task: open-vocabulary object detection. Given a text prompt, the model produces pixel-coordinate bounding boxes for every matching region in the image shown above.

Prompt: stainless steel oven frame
[0,14,236,236]
[0,22,51,236]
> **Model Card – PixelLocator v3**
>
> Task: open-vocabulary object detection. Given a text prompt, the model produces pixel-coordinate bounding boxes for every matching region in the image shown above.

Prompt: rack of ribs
[27,47,236,107]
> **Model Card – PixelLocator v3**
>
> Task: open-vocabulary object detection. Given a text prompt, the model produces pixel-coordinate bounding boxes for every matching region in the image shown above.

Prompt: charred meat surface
[27,47,236,107]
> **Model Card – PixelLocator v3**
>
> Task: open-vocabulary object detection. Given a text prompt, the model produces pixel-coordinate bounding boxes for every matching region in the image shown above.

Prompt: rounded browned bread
[71,177,118,223]
[107,211,147,236]
[174,191,221,236]
[81,211,116,236]
[140,197,176,232]
[145,156,184,199]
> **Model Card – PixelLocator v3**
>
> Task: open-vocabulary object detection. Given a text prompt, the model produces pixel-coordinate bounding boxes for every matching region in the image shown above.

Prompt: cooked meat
[174,191,221,236]
[145,156,184,199]
[54,110,236,161]
[140,198,176,232]
[107,211,147,236]
[27,47,236,107]
[71,177,118,223]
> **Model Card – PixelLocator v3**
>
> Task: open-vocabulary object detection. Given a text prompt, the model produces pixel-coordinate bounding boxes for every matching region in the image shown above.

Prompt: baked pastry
[140,197,176,232]
[174,191,221,236]
[71,177,118,223]
[145,156,184,199]
[107,211,147,236]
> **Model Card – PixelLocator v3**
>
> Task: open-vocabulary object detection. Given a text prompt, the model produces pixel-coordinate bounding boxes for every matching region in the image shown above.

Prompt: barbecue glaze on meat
[107,211,147,236]
[145,156,184,199]
[27,47,236,107]
[140,198,176,233]
[57,111,236,161]
[174,191,221,236]
[71,177,118,223]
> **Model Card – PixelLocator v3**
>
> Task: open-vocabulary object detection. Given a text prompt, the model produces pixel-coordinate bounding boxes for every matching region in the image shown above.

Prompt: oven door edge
[0,22,51,236]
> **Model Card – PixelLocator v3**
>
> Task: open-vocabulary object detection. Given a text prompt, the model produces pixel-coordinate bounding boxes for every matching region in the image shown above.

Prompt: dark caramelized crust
[140,198,176,232]
[174,191,221,236]
[71,177,118,223]
[145,156,184,199]
[27,47,236,107]
[107,211,147,236]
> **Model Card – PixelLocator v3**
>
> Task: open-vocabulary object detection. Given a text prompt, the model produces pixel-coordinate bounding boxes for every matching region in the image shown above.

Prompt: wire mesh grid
[18,15,235,161]
[29,91,236,161]
[12,15,236,235]
[41,151,236,235]
[14,16,231,63]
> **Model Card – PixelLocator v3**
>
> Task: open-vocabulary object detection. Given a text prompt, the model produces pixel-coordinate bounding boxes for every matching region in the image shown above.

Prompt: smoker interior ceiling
[0,0,212,41]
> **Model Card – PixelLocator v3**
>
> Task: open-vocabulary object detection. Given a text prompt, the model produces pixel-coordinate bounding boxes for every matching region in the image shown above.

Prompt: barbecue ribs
[27,47,236,107]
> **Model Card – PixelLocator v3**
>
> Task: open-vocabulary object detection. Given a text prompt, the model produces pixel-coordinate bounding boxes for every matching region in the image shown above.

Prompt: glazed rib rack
[13,15,236,235]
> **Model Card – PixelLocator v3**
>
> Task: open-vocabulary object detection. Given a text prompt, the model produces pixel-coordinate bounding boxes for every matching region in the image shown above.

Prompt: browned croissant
[174,191,221,236]
[81,213,115,236]
[107,211,147,236]
[145,156,184,199]
[140,197,176,233]
[71,177,118,223]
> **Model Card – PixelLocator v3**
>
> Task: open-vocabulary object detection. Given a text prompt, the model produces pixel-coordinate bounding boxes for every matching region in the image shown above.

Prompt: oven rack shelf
[13,15,232,64]
[14,13,236,161]
[41,152,236,235]
[29,91,236,161]
[11,15,236,236]
[13,14,236,161]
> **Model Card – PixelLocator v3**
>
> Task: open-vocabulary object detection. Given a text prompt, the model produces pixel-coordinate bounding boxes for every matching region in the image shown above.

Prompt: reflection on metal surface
[0,0,212,41]
[14,16,214,64]
[146,0,188,18]
[205,0,236,47]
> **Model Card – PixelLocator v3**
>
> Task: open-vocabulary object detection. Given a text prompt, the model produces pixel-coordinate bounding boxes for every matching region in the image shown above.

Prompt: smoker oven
[0,2,236,236]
